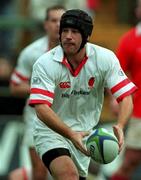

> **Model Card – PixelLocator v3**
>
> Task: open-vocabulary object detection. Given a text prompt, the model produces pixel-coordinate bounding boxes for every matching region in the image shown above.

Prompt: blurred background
[0,0,140,179]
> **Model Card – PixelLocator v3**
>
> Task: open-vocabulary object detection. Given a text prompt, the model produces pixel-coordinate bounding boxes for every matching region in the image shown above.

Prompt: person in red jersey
[111,1,141,180]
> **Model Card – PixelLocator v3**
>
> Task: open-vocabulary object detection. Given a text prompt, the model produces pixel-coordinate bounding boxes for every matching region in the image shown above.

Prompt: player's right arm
[29,61,89,156]
[10,50,31,97]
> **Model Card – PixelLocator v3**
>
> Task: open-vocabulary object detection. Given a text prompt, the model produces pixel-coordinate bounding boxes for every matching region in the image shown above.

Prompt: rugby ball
[86,128,119,164]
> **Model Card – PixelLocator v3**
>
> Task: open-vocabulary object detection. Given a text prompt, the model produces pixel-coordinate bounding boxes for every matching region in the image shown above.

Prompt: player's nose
[65,31,73,39]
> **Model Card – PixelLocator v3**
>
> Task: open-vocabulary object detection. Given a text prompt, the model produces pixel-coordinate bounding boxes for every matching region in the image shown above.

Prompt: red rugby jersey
[116,25,141,118]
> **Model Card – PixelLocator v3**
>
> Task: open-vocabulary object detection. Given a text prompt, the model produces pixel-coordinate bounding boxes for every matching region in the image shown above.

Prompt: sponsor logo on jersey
[62,90,90,98]
[59,81,71,88]
[88,77,95,89]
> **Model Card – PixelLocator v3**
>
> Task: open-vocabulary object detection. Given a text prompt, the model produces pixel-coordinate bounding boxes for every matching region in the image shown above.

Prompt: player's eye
[72,29,79,33]
[62,28,69,32]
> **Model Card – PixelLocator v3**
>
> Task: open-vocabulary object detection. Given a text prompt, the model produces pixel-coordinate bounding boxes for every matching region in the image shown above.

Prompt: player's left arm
[104,52,137,151]
[113,95,133,151]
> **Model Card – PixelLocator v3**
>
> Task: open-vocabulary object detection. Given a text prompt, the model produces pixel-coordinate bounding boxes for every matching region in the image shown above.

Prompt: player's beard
[61,42,80,56]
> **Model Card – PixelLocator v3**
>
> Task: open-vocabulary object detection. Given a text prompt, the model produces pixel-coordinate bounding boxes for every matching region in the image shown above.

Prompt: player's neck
[48,38,59,50]
[66,48,86,70]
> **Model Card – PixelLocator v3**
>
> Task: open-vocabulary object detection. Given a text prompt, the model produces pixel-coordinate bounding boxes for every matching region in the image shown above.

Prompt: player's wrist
[67,130,77,141]
[115,123,124,130]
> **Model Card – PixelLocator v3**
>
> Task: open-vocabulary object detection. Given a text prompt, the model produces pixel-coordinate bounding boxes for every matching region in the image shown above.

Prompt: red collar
[62,56,88,77]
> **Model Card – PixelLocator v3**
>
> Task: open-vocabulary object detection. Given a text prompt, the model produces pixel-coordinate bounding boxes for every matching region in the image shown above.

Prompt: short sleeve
[105,54,137,102]
[29,62,55,107]
[10,50,31,85]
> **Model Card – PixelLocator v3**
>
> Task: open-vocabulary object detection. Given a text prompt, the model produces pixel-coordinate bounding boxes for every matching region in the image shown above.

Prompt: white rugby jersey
[29,43,137,131]
[11,36,48,85]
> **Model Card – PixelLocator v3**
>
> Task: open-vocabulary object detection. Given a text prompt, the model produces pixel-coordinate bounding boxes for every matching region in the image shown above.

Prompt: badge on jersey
[88,77,95,89]
[32,77,41,84]
[118,69,124,76]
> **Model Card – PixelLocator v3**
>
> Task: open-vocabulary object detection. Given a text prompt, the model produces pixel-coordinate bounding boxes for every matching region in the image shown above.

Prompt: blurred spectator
[29,0,87,22]
[86,0,101,16]
[0,0,15,80]
[110,0,141,179]
[29,0,64,21]
[0,0,14,60]
[65,0,86,10]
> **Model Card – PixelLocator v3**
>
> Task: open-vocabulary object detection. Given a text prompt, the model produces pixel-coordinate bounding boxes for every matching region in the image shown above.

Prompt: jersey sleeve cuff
[28,99,52,107]
[116,86,138,102]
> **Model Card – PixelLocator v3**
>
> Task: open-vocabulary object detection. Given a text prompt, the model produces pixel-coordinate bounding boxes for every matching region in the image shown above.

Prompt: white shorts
[125,117,141,149]
[33,119,91,177]
[22,105,36,147]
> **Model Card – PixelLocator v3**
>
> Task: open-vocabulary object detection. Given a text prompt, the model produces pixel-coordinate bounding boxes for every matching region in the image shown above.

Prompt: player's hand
[113,124,124,152]
[70,131,90,156]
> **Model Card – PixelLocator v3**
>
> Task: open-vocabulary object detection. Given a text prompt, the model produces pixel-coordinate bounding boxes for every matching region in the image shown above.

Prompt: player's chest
[56,65,104,94]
